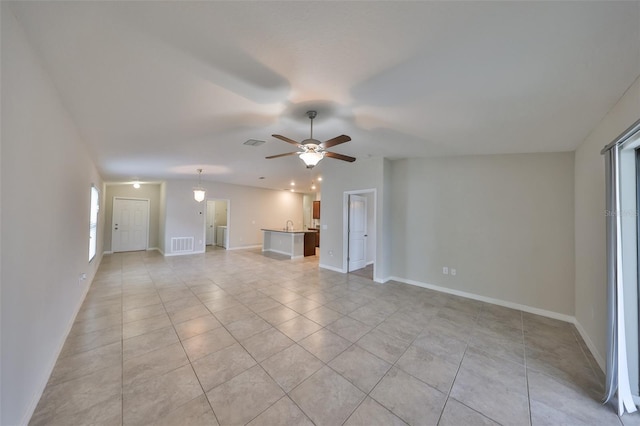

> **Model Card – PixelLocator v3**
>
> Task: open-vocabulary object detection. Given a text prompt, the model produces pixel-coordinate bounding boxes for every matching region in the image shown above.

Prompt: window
[89,185,99,262]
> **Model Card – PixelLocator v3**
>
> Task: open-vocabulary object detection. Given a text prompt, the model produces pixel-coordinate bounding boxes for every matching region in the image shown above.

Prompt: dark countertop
[261,229,316,234]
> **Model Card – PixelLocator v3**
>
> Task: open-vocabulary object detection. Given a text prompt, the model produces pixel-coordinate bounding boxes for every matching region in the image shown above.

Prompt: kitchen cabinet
[261,229,317,258]
[312,201,320,219]
[308,228,320,247]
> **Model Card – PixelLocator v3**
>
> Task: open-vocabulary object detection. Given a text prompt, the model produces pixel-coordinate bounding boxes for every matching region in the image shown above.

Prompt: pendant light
[193,169,205,202]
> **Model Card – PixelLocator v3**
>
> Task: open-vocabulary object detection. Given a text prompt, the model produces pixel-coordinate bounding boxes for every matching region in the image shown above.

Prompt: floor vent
[171,237,194,253]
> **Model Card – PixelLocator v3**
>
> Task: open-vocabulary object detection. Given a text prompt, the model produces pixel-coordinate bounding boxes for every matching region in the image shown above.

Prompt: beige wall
[319,157,391,281]
[164,180,304,254]
[1,9,104,424]
[103,183,161,252]
[390,154,575,315]
[574,75,640,368]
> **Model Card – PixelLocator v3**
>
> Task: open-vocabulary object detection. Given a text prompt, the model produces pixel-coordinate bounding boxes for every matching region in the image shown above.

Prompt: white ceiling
[7,1,640,191]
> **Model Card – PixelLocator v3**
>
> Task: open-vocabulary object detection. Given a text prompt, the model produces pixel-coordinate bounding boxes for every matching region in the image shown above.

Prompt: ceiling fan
[266,111,356,169]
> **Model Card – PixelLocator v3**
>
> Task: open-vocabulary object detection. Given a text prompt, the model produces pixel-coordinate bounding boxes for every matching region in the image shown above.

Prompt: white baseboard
[22,255,103,425]
[163,249,206,257]
[147,247,160,252]
[388,275,610,374]
[102,250,113,255]
[388,276,575,324]
[227,244,261,251]
[573,319,606,372]
[319,263,345,273]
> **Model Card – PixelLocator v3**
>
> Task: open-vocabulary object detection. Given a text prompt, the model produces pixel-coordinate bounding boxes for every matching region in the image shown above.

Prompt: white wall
[164,180,303,254]
[103,183,161,251]
[1,8,104,425]
[574,75,640,368]
[390,154,575,315]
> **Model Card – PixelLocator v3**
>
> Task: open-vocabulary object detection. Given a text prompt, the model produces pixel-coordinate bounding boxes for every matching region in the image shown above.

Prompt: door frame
[202,198,231,249]
[111,197,150,252]
[342,189,376,276]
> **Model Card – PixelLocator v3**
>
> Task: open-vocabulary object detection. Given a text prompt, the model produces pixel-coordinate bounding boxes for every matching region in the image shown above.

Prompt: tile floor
[30,248,639,425]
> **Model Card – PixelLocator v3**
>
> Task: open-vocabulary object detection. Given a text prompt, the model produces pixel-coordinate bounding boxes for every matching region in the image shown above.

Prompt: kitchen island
[261,229,317,259]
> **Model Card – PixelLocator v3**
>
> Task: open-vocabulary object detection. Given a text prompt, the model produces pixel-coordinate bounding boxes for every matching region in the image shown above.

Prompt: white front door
[112,198,148,252]
[348,194,367,271]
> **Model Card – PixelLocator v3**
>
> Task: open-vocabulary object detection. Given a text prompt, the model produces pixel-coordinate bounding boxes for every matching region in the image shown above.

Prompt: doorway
[112,197,149,252]
[343,189,376,279]
[205,199,229,249]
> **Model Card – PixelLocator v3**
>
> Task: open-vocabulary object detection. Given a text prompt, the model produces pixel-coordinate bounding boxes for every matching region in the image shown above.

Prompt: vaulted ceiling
[7,1,640,191]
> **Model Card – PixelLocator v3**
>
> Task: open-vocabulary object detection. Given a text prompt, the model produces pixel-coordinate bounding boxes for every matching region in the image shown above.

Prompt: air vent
[171,237,194,253]
[244,139,265,146]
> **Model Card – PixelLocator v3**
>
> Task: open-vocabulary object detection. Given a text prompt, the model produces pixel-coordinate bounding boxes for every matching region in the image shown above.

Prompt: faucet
[286,220,293,231]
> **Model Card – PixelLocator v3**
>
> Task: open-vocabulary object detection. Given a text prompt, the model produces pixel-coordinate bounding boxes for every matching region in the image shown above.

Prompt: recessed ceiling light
[311,185,316,190]
[317,177,323,181]
[290,181,295,186]
[244,139,265,146]
[290,189,295,192]
[133,182,141,189]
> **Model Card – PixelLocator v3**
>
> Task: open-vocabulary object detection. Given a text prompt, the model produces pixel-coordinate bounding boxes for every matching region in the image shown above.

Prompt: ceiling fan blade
[272,134,303,148]
[266,152,300,159]
[325,151,356,162]
[321,134,351,149]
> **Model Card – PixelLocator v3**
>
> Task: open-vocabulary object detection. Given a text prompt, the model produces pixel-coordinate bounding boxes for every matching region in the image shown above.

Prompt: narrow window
[89,185,99,262]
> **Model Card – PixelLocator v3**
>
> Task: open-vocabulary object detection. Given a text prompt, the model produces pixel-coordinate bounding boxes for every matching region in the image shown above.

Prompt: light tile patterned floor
[30,248,639,425]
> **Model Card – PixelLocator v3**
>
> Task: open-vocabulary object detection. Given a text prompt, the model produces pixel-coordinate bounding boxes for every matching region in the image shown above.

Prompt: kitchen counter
[261,229,317,258]
[261,228,315,234]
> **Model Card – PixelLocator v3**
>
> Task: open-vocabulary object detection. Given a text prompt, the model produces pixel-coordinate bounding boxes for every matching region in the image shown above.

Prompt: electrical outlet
[442,267,449,275]
[451,268,456,276]
[78,273,87,285]
[328,250,333,256]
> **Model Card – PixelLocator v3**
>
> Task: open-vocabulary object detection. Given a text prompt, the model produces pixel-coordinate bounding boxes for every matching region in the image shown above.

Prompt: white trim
[103,250,113,255]
[163,249,206,257]
[147,247,160,252]
[226,244,261,251]
[202,198,231,252]
[21,256,102,425]
[319,263,345,273]
[573,319,606,372]
[342,188,377,278]
[389,276,575,323]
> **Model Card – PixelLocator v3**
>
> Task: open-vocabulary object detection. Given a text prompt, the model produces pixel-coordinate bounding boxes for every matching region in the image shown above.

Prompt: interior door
[112,198,148,252]
[206,200,215,245]
[348,195,367,271]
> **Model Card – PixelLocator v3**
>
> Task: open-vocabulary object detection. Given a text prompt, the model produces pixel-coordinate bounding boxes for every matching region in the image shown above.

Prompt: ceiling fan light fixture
[299,151,324,168]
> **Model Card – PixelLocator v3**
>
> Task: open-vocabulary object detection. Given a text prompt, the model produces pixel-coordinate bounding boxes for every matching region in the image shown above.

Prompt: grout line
[522,311,533,426]
[119,255,124,425]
